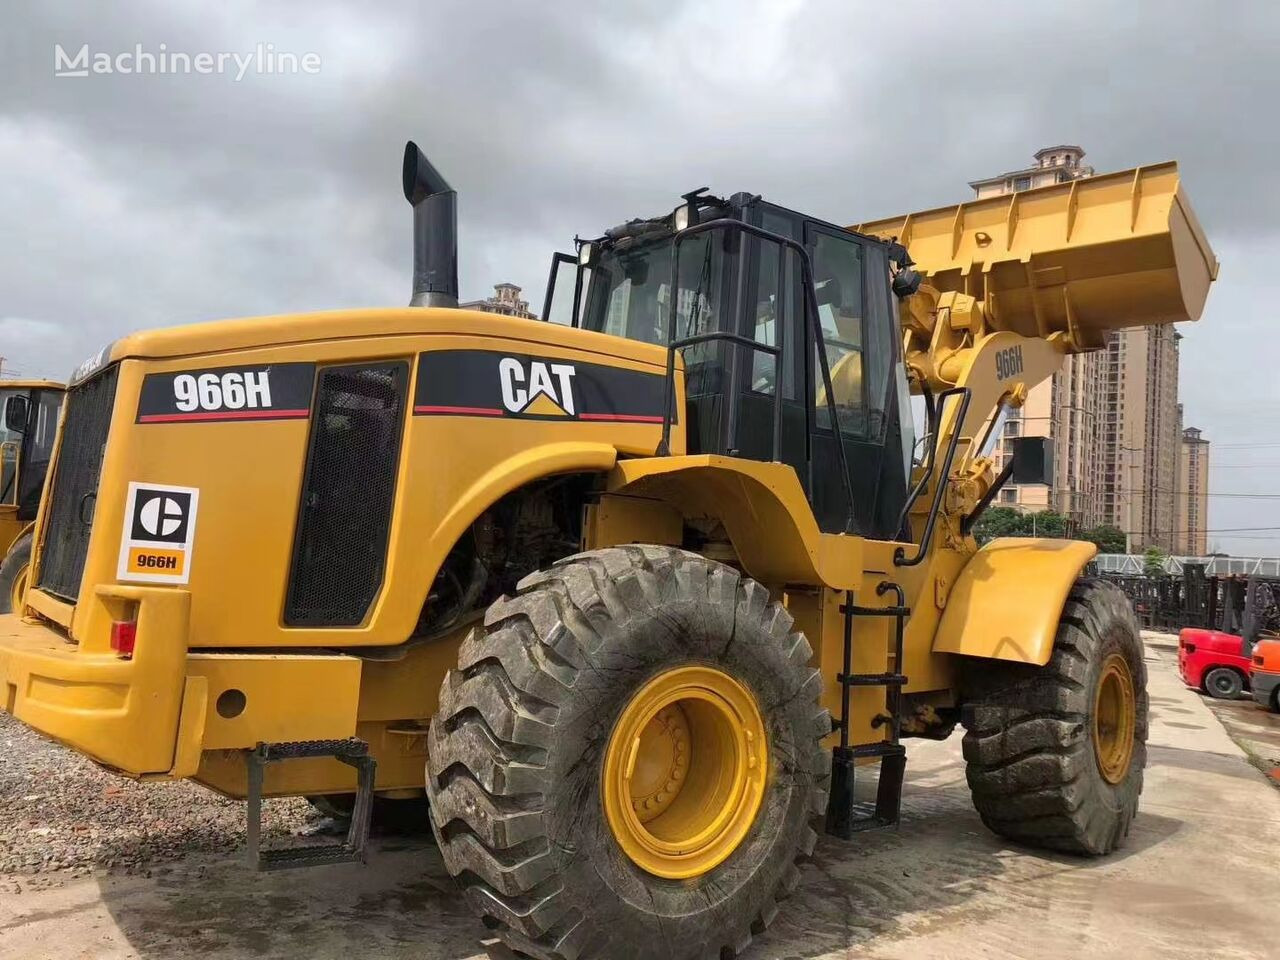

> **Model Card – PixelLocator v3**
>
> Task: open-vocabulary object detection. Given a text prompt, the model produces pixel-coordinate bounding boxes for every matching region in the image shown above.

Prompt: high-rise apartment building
[1177,425,1211,555]
[1098,326,1183,551]
[969,146,1194,547]
[970,147,1104,529]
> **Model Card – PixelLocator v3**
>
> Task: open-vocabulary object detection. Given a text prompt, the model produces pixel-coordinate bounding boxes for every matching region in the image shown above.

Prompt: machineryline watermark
[54,43,321,80]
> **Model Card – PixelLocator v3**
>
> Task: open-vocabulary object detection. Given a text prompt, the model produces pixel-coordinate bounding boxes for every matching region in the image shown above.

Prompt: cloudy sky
[2,1,1278,552]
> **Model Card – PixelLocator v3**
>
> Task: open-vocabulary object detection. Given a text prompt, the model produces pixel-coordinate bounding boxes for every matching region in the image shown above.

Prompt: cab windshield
[579,231,727,348]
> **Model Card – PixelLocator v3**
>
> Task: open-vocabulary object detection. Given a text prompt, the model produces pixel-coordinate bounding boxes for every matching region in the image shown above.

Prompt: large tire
[426,545,828,960]
[0,533,32,615]
[961,579,1148,856]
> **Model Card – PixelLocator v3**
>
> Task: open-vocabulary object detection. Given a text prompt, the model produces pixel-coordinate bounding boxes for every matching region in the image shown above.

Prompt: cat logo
[117,481,200,584]
[499,357,577,417]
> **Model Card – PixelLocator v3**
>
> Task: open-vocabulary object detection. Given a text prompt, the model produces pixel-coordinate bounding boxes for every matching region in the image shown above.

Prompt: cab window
[810,229,868,435]
[0,388,23,506]
[747,211,801,400]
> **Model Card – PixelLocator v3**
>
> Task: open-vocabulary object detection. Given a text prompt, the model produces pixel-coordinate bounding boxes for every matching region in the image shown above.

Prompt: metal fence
[1089,562,1280,638]
[1092,553,1280,577]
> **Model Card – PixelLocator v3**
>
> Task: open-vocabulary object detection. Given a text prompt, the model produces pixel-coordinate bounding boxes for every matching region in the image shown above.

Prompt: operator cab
[543,191,915,538]
[1,384,65,522]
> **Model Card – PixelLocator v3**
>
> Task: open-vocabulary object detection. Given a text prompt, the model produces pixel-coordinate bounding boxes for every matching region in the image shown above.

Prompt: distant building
[972,146,1103,530]
[461,282,537,319]
[1099,326,1183,552]
[1177,425,1211,555]
[968,145,1095,199]
[971,146,1194,549]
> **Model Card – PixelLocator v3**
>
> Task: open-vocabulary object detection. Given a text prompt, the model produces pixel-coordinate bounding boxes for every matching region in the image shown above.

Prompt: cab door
[0,387,28,553]
[805,221,912,538]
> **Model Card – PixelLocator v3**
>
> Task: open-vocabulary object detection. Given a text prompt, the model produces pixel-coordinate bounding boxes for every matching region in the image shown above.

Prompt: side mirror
[4,394,30,434]
[1009,436,1054,485]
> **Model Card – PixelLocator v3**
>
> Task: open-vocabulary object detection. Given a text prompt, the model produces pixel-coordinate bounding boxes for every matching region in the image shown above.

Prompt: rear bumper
[1,587,361,779]
[1176,648,1200,687]
[0,588,193,776]
[1251,669,1280,710]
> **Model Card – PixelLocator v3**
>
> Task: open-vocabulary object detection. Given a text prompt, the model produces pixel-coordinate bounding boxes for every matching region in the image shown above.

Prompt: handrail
[894,379,936,538]
[540,252,576,323]
[657,217,859,533]
[669,331,780,354]
[894,387,970,566]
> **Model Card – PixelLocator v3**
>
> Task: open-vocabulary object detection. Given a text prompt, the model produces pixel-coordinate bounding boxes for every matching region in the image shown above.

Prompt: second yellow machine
[0,378,64,613]
[0,145,1216,959]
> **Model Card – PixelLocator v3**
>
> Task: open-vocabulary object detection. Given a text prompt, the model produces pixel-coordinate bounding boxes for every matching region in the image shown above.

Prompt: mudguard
[932,537,1098,665]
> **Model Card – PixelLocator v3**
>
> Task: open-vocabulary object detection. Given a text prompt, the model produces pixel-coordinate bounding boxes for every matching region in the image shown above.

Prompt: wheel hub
[602,666,767,880]
[1093,653,1136,784]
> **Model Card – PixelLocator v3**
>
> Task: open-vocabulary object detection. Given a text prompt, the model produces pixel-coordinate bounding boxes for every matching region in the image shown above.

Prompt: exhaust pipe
[402,141,458,308]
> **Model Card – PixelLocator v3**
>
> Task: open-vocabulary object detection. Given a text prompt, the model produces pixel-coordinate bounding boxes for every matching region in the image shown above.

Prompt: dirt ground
[2,632,1278,960]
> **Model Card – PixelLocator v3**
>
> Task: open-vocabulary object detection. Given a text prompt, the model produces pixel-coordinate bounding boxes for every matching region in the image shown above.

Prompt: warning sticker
[117,482,200,584]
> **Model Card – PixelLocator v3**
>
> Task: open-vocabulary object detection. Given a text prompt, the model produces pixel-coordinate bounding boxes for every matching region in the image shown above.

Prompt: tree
[970,506,1026,544]
[1028,510,1068,538]
[1081,524,1127,554]
[1143,546,1169,577]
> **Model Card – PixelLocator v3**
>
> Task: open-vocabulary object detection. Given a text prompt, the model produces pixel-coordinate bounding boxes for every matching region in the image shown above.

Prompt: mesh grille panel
[284,362,407,626]
[36,366,119,602]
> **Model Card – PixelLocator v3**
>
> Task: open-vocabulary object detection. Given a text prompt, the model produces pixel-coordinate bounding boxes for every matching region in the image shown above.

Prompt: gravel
[0,712,327,880]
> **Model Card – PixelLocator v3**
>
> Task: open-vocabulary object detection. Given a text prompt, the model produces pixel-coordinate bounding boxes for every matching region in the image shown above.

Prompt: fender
[609,455,862,589]
[430,440,618,552]
[932,537,1097,665]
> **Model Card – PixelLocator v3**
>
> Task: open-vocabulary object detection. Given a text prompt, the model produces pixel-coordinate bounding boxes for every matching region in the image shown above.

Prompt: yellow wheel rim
[602,666,767,880]
[10,563,28,612]
[1093,653,1136,784]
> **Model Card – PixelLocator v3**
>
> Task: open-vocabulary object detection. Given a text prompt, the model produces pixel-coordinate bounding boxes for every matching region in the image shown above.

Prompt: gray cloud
[2,0,1278,551]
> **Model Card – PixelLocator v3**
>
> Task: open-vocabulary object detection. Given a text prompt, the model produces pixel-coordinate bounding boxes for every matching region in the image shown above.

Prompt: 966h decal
[136,363,315,423]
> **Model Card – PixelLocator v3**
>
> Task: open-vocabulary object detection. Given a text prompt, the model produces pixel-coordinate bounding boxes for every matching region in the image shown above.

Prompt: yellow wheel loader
[0,144,1216,959]
[0,379,64,613]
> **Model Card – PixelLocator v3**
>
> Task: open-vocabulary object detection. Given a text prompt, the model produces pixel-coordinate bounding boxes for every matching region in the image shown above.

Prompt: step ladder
[825,582,909,839]
[246,737,376,870]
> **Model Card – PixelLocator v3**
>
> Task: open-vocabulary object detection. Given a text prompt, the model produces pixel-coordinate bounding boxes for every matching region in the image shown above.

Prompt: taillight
[1256,656,1266,666]
[110,620,137,658]
[1184,643,1196,654]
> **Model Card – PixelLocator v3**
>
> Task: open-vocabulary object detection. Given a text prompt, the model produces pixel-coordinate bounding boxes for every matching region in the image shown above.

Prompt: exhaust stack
[402,141,458,308]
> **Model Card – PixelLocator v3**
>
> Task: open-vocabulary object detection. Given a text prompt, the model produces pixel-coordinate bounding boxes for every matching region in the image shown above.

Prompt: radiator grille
[284,362,407,626]
[36,366,119,602]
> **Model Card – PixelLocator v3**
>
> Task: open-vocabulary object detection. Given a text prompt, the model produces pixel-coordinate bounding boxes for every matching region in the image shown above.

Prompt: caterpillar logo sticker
[117,482,200,584]
[414,350,670,423]
[499,357,576,416]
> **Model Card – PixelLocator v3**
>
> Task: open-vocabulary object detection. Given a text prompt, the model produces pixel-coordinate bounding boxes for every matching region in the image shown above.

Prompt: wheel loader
[0,144,1216,959]
[0,378,65,613]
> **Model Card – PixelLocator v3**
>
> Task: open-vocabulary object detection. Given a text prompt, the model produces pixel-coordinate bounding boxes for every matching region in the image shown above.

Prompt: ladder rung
[838,741,906,760]
[247,738,376,871]
[840,604,911,617]
[837,672,908,687]
[256,738,369,762]
[256,843,366,871]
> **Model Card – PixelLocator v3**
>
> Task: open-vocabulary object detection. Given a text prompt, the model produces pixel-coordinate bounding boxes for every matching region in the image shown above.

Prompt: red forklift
[1179,576,1277,700]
